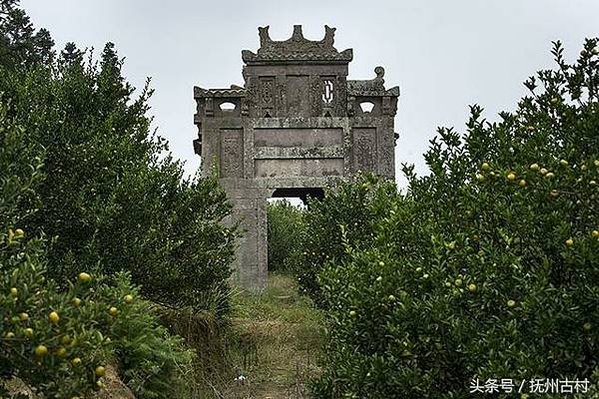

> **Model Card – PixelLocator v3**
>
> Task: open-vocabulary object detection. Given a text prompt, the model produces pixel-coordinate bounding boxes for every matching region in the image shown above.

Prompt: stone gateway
[193,25,399,290]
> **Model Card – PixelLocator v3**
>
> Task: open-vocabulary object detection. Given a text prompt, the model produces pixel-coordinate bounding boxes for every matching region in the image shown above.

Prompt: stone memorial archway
[193,25,399,290]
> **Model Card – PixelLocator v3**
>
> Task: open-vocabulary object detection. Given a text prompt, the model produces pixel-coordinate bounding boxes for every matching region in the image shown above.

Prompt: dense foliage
[0,0,54,68]
[0,103,195,398]
[0,36,236,311]
[305,40,599,397]
[1,0,236,396]
[267,200,306,273]
[296,174,400,304]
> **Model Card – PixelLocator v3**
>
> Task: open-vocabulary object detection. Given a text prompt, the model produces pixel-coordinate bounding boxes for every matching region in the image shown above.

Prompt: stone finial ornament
[258,26,270,47]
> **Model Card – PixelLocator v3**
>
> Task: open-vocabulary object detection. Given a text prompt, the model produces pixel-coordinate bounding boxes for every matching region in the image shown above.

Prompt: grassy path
[223,273,325,398]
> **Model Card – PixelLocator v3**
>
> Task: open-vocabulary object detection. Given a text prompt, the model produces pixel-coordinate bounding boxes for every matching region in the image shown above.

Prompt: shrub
[310,39,599,397]
[0,238,195,398]
[107,276,195,399]
[2,1,235,395]
[298,174,399,304]
[0,100,195,398]
[0,1,236,313]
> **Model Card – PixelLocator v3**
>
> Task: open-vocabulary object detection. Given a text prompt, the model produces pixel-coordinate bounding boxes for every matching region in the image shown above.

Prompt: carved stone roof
[194,85,246,99]
[347,67,400,97]
[242,25,353,64]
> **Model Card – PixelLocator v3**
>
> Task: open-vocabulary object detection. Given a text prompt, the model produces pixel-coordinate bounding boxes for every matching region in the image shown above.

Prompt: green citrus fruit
[35,345,48,357]
[49,311,60,323]
[95,366,106,377]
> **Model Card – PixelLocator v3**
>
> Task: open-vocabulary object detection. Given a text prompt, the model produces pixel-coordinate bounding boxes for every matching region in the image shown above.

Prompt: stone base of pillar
[225,188,271,292]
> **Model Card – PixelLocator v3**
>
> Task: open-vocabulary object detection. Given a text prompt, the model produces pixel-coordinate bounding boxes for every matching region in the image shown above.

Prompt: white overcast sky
[21,0,599,188]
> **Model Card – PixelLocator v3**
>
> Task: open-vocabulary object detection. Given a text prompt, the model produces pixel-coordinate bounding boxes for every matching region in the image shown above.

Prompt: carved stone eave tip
[387,86,400,97]
[193,86,204,98]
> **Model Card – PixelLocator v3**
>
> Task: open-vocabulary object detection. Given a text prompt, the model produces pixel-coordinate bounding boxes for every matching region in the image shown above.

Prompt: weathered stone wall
[194,25,399,291]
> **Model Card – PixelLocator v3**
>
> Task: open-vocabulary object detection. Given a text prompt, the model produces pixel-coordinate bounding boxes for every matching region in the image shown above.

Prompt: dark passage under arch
[271,187,324,205]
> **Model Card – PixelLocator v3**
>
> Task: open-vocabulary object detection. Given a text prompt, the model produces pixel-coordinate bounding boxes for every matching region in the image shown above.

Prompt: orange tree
[0,101,195,398]
[0,0,236,314]
[298,174,400,304]
[309,39,599,398]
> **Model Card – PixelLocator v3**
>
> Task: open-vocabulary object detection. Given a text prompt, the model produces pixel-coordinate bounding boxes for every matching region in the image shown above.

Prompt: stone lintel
[254,146,344,159]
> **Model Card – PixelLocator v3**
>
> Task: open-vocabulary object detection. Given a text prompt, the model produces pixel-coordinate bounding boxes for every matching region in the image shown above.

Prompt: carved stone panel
[310,76,322,116]
[260,78,274,105]
[382,96,391,115]
[379,126,394,177]
[259,77,275,116]
[352,127,377,173]
[220,129,244,178]
[205,97,214,116]
[322,78,335,105]
[335,76,347,117]
[276,75,286,117]
[244,76,258,117]
[286,76,310,117]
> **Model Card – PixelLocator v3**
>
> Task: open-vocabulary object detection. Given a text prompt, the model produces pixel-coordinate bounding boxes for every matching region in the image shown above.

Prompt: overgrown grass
[214,273,325,398]
[154,273,324,398]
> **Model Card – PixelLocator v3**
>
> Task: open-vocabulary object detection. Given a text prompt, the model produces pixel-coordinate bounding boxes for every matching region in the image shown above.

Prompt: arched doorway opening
[266,188,324,273]
[269,187,325,207]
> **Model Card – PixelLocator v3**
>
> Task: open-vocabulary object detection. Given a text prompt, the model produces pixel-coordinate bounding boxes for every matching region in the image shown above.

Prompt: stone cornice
[194,85,246,98]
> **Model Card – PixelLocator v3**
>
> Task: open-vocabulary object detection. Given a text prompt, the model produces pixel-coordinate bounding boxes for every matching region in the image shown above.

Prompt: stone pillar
[226,188,270,291]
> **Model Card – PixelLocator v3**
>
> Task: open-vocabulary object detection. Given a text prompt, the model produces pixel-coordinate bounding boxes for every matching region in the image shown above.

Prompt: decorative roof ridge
[242,25,353,64]
[259,25,336,50]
